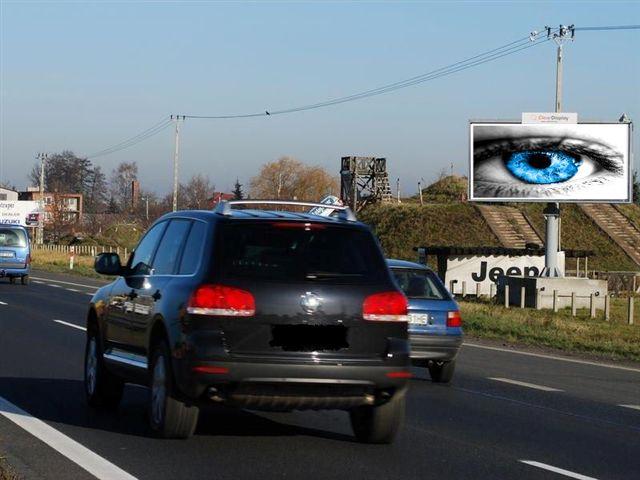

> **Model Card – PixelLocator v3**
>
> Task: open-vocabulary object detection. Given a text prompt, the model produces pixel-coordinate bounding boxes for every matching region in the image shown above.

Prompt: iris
[505,150,581,184]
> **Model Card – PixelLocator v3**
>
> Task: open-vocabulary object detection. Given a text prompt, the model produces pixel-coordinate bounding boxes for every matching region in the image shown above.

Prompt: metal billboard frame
[467,120,633,203]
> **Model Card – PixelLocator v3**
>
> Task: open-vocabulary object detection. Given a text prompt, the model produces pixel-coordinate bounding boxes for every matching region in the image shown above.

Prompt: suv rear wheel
[149,342,199,439]
[349,392,405,444]
[84,331,124,409]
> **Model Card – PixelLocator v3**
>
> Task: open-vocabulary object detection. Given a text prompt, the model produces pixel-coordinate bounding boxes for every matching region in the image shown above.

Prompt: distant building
[19,187,83,224]
[209,192,235,208]
[0,187,19,201]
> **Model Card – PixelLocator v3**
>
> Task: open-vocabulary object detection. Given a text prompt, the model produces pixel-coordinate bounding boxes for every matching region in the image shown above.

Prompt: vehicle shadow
[0,377,355,442]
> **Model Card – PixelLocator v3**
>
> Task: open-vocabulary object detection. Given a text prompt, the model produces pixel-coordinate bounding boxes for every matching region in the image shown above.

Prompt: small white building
[0,187,19,201]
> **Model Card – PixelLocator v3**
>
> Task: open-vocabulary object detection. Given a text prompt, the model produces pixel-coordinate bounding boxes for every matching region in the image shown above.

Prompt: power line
[574,24,639,31]
[185,29,554,119]
[86,117,172,159]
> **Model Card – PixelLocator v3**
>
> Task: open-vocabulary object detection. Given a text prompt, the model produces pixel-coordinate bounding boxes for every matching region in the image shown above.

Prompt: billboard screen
[469,122,632,202]
[0,201,41,226]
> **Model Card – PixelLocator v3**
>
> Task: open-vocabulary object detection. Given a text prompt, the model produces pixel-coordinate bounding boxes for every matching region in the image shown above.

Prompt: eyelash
[474,138,622,174]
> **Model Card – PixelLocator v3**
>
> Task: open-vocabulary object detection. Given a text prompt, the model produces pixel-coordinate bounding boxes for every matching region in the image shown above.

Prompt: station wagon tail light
[187,284,255,317]
[363,291,408,322]
[447,310,462,327]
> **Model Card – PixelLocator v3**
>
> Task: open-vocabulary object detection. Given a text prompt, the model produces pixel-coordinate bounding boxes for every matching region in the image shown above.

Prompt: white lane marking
[0,395,137,480]
[32,280,44,284]
[48,284,62,288]
[620,404,640,411]
[489,377,562,392]
[66,288,81,292]
[30,276,102,290]
[520,460,598,479]
[464,342,640,374]
[0,301,7,306]
[53,319,86,332]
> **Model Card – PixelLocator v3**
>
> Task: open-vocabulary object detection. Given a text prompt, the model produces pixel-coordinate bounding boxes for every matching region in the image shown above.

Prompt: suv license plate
[408,313,429,325]
[0,252,14,258]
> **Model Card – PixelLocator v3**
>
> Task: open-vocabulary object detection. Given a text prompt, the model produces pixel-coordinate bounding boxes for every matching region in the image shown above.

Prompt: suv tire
[149,342,199,439]
[349,392,405,444]
[429,360,455,383]
[21,275,29,285]
[84,331,124,409]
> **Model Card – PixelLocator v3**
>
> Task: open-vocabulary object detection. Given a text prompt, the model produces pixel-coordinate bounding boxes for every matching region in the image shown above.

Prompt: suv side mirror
[94,252,123,276]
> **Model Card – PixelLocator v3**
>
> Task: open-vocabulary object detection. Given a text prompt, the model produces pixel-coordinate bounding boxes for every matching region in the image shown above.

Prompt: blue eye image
[505,150,582,184]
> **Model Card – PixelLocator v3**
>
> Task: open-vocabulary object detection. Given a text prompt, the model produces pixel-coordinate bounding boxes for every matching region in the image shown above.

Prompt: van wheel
[149,342,199,439]
[84,331,124,409]
[429,360,456,383]
[21,275,29,285]
[9,277,15,284]
[349,392,405,444]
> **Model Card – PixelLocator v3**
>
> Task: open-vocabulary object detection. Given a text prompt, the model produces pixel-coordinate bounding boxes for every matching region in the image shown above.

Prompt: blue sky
[1,1,638,195]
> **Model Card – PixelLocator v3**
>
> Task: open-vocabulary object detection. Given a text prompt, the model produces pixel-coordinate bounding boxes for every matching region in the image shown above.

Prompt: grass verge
[460,299,640,362]
[0,457,21,480]
[30,250,106,279]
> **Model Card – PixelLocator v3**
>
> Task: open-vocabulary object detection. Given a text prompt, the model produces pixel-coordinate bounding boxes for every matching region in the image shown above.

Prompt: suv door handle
[152,290,162,301]
[127,289,138,300]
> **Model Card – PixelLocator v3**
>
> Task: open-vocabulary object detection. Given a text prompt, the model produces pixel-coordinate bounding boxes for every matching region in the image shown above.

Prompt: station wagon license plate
[408,313,430,325]
[0,252,14,258]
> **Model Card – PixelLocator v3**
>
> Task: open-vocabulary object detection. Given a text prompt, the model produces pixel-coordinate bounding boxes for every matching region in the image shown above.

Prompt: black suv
[85,201,410,443]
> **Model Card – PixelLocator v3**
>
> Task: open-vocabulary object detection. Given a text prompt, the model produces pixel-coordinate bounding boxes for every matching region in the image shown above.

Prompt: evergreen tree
[233,179,244,200]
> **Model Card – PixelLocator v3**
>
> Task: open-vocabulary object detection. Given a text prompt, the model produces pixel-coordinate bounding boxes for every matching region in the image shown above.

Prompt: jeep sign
[445,253,566,296]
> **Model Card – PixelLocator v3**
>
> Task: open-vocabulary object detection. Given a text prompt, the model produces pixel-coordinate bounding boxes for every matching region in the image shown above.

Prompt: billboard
[469,122,632,202]
[0,201,41,226]
[445,253,565,296]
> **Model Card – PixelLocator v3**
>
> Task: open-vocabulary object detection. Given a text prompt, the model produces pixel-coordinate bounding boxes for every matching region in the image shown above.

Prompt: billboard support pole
[541,24,574,278]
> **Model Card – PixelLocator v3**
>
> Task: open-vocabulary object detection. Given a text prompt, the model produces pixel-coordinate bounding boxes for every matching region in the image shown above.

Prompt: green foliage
[520,203,639,271]
[359,203,499,260]
[420,175,468,203]
[460,300,640,361]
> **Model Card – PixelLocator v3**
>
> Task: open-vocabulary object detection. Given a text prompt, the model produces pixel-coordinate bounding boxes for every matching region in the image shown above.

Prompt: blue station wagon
[387,259,462,383]
[0,225,31,285]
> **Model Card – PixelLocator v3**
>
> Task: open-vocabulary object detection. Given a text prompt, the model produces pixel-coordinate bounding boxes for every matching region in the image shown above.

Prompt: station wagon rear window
[217,222,386,283]
[0,228,27,248]
[391,268,447,300]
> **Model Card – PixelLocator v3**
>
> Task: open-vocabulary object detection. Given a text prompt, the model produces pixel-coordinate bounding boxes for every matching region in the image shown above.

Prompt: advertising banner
[445,253,566,296]
[0,201,41,226]
[469,122,632,202]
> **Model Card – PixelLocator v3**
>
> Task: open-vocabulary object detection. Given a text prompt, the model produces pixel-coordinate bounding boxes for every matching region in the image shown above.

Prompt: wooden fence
[33,244,129,258]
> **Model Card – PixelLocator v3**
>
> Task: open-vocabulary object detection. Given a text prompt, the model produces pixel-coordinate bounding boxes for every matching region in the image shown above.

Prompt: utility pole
[541,24,574,278]
[36,152,49,245]
[396,178,400,203]
[171,115,184,212]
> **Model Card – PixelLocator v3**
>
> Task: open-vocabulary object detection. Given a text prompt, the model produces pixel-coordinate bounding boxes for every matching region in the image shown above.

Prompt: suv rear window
[216,222,386,283]
[391,268,448,300]
[0,228,27,248]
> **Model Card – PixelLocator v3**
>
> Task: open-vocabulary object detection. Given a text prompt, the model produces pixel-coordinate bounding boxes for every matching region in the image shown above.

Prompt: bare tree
[110,162,138,212]
[181,174,215,210]
[250,156,338,201]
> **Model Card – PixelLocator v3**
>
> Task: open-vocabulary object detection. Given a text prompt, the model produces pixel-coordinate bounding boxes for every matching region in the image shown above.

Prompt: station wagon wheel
[84,328,124,409]
[428,360,456,383]
[21,275,29,285]
[148,342,199,439]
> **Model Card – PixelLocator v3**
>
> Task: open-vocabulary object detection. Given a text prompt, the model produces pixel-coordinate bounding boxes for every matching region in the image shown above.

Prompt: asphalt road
[0,270,638,480]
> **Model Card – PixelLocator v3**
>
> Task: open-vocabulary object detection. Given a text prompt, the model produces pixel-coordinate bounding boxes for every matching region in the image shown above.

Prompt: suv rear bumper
[172,338,411,410]
[0,266,29,277]
[409,333,462,362]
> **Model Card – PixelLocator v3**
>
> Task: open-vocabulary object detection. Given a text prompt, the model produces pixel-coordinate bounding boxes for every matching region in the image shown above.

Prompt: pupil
[527,153,552,169]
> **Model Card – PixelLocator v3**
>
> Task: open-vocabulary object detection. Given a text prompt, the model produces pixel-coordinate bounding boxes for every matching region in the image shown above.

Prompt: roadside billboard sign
[469,122,632,202]
[0,201,41,226]
[445,253,566,296]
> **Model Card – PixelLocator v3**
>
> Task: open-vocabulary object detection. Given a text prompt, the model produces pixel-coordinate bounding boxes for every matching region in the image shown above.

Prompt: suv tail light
[363,291,408,322]
[447,310,462,327]
[187,284,255,317]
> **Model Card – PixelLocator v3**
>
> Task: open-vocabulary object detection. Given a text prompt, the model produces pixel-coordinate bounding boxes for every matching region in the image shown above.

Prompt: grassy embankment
[0,458,20,480]
[30,250,104,279]
[459,299,639,362]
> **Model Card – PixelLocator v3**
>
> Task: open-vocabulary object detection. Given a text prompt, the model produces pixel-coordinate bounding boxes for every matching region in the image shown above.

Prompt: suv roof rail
[214,200,357,222]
